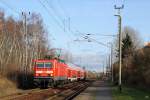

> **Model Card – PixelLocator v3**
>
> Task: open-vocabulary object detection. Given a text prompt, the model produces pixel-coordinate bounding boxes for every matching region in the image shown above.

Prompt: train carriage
[33,58,86,88]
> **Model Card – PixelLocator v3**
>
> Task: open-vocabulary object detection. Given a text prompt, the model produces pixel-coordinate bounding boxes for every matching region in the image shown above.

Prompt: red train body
[33,59,86,88]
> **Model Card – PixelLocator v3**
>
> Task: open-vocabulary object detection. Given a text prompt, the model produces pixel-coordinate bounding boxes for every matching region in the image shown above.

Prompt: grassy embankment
[0,76,21,97]
[112,86,150,100]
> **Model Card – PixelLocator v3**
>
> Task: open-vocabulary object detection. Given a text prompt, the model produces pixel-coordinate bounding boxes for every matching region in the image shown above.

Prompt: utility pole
[103,60,104,76]
[106,55,110,77]
[22,12,30,88]
[108,42,114,83]
[111,43,114,83]
[114,4,124,93]
[109,54,111,78]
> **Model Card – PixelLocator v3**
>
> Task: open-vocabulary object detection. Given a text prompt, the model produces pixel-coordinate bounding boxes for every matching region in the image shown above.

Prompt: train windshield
[45,62,52,68]
[36,62,52,68]
[36,62,44,67]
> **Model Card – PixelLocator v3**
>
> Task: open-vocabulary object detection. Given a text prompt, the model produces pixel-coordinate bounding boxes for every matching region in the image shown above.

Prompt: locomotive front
[33,59,54,88]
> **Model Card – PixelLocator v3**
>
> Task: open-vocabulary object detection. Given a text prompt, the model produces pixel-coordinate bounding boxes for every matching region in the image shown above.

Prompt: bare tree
[0,11,50,87]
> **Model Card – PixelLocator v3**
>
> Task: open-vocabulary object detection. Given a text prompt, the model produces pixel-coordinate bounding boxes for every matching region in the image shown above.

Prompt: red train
[33,58,86,88]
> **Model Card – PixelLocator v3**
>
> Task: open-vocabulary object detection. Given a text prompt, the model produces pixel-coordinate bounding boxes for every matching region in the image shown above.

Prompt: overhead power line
[46,0,74,37]
[88,37,110,48]
[85,33,117,37]
[38,0,64,31]
[56,0,69,18]
[38,0,74,39]
[56,0,79,36]
[76,30,110,48]
[45,0,85,44]
[0,0,20,15]
[45,0,64,22]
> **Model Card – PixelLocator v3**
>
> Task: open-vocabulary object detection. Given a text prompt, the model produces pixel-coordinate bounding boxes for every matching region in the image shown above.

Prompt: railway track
[0,80,92,100]
[64,82,89,100]
[47,80,92,100]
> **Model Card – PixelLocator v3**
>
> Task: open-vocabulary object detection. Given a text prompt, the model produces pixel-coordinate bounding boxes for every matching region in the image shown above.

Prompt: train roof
[32,59,55,62]
[66,63,84,71]
[33,58,65,63]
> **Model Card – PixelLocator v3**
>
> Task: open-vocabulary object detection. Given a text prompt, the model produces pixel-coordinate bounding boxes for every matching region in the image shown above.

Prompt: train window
[45,62,52,68]
[36,62,44,67]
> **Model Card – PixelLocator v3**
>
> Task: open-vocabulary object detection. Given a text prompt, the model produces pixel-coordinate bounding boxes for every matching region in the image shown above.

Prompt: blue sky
[0,0,150,71]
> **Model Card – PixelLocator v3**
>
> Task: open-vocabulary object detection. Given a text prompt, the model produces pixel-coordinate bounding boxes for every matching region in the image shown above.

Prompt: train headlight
[36,71,43,73]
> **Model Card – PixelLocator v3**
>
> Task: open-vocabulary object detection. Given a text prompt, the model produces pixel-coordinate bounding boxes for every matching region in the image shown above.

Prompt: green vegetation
[112,86,150,100]
[113,26,150,89]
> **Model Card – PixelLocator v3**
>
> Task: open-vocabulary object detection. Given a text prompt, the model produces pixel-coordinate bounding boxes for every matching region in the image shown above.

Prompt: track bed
[0,80,92,100]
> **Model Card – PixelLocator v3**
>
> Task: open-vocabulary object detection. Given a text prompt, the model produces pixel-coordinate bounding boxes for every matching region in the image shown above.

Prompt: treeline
[113,26,150,89]
[0,11,49,87]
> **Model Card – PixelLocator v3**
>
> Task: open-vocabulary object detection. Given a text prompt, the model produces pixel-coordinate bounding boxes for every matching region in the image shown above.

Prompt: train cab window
[36,62,44,67]
[45,62,52,68]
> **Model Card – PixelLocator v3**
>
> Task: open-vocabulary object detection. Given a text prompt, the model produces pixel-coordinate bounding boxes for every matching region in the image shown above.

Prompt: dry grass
[0,76,21,97]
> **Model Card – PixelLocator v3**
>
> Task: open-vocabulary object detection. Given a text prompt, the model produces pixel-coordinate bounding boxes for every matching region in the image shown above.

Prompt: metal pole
[114,4,123,93]
[108,42,114,82]
[119,15,122,93]
[115,14,122,92]
[103,61,104,75]
[111,44,114,83]
[109,54,111,77]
